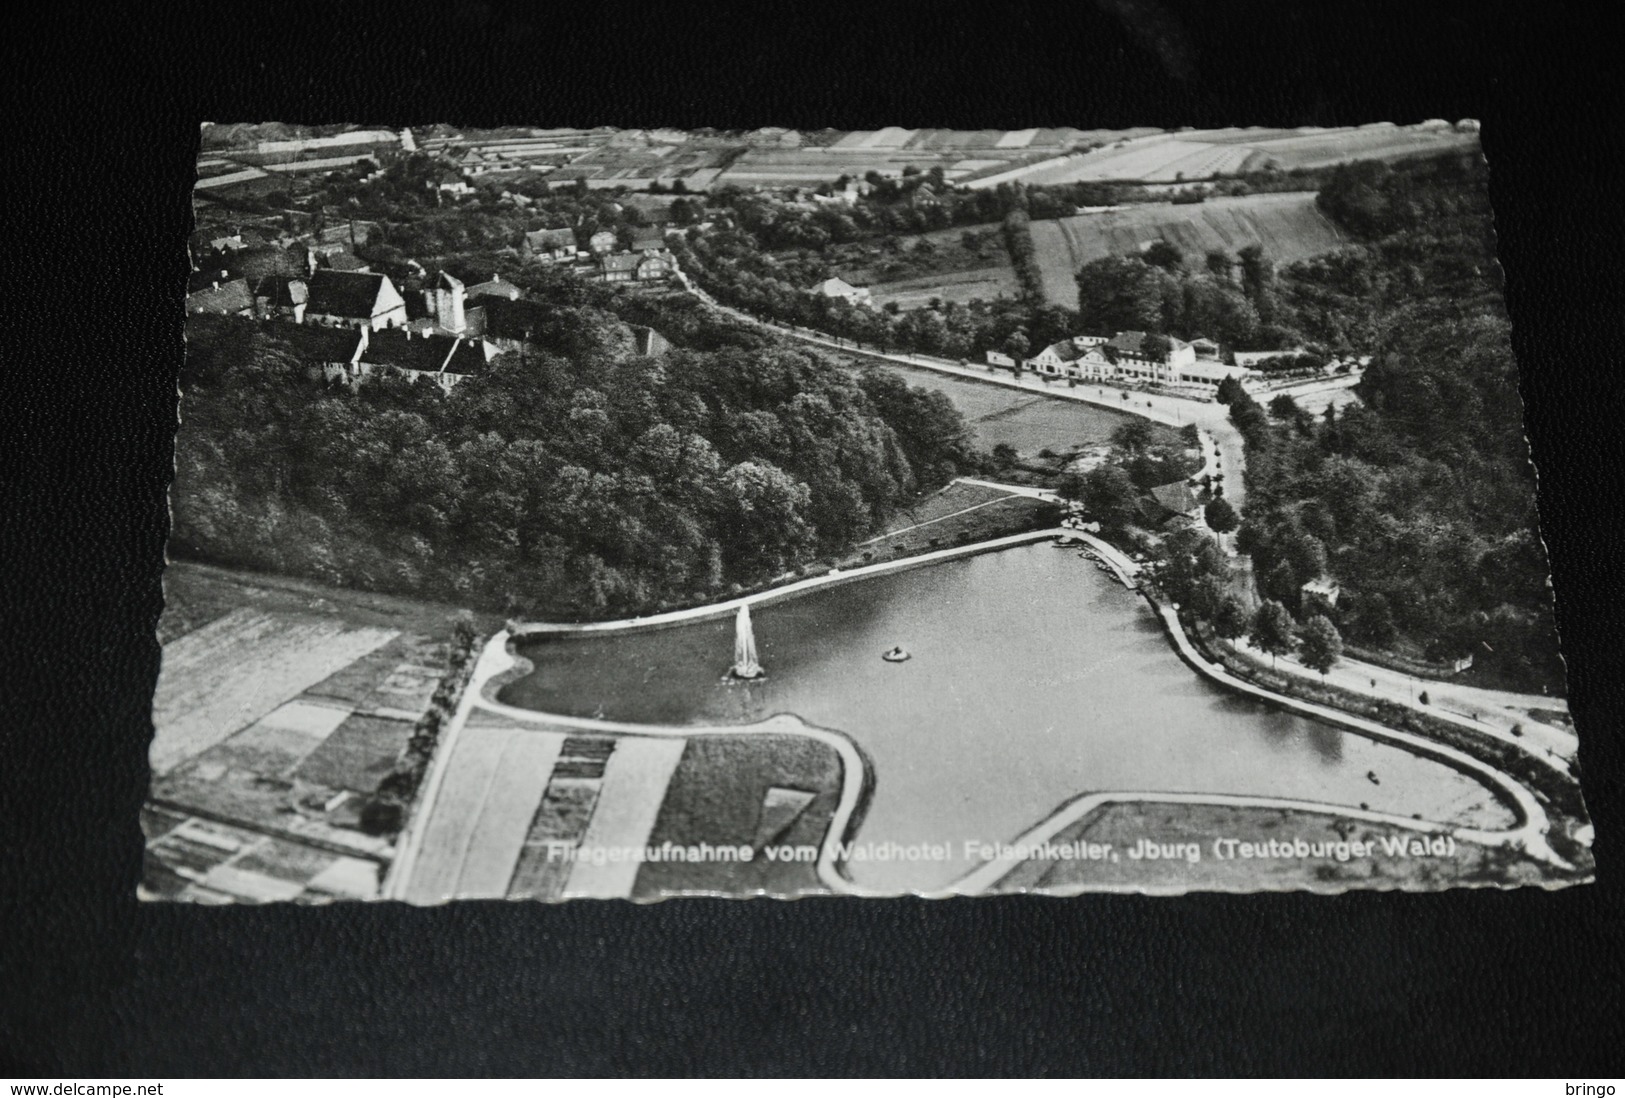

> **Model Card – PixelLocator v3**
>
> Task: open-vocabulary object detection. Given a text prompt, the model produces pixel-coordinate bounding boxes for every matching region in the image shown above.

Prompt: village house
[598,253,641,284]
[1300,577,1342,609]
[352,328,496,391]
[186,276,255,317]
[525,227,579,263]
[261,319,367,380]
[323,252,372,273]
[304,269,409,331]
[1030,336,1112,380]
[465,275,522,302]
[429,168,473,199]
[814,276,873,307]
[635,252,673,282]
[588,229,618,255]
[250,276,308,323]
[1144,480,1203,526]
[630,227,668,254]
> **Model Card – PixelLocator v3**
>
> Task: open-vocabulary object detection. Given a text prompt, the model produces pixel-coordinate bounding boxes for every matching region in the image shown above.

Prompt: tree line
[173,283,977,620]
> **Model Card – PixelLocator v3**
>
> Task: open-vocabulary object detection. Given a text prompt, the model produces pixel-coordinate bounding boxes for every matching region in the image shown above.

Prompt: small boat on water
[882,646,912,663]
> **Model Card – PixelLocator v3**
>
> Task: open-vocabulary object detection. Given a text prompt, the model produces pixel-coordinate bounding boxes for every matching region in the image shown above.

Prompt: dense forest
[173,287,976,619]
[1215,155,1560,690]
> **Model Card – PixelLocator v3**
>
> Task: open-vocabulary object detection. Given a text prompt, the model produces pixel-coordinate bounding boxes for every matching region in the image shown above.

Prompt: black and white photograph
[151,117,1594,904]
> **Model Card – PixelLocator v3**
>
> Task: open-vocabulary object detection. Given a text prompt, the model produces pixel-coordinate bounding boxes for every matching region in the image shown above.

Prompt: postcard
[148,120,1591,902]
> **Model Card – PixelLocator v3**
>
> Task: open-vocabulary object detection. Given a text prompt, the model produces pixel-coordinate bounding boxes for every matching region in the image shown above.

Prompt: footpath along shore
[673,263,1570,736]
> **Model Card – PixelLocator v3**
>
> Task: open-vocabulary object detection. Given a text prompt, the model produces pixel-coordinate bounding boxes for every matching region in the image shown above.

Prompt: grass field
[1028,192,1346,309]
[1009,126,1479,185]
[633,734,845,898]
[856,361,1139,453]
[814,225,1021,309]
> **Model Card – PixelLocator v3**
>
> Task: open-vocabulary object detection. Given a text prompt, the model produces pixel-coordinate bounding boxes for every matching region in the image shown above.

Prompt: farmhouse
[815,276,872,307]
[525,227,579,263]
[304,269,408,331]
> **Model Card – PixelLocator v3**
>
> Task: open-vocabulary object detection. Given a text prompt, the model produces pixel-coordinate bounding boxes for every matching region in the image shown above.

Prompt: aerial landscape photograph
[151,118,1593,904]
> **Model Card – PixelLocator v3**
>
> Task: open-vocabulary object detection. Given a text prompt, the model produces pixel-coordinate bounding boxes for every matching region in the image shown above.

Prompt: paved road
[1236,639,1578,767]
[676,264,1572,751]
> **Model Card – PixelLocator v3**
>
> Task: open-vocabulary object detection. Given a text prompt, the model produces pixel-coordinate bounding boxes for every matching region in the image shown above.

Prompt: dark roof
[306,269,391,318]
[186,278,254,315]
[466,277,521,301]
[187,268,235,293]
[1106,330,1149,356]
[361,329,490,376]
[601,254,641,273]
[325,253,371,272]
[1148,481,1199,516]
[526,227,577,250]
[251,276,308,308]
[483,297,553,342]
[630,227,667,250]
[260,320,365,364]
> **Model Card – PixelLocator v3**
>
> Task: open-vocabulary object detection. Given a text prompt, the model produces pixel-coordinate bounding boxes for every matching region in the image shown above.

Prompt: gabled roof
[436,270,464,292]
[253,276,308,308]
[186,278,254,315]
[306,269,393,318]
[260,319,365,364]
[601,253,641,273]
[361,329,491,376]
[816,277,863,296]
[1148,481,1200,516]
[465,277,521,301]
[526,227,577,250]
[1106,330,1150,355]
[1039,339,1086,363]
[325,252,371,272]
[630,227,667,250]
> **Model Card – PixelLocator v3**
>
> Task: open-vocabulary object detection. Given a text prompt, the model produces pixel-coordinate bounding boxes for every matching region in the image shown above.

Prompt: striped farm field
[1027,192,1346,309]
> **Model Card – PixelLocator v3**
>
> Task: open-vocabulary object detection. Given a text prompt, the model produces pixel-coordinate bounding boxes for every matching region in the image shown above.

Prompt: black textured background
[3,0,1622,1077]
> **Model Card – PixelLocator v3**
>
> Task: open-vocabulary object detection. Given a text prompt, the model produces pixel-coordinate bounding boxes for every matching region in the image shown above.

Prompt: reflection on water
[502,544,1512,890]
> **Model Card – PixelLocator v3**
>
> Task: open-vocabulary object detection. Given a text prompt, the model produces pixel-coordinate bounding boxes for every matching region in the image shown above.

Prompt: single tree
[1204,495,1240,538]
[1214,595,1249,640]
[1144,240,1184,271]
[1249,599,1297,668]
[1298,614,1344,678]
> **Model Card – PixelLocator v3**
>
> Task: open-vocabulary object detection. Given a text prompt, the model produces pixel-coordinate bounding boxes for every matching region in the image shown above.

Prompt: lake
[500,544,1512,892]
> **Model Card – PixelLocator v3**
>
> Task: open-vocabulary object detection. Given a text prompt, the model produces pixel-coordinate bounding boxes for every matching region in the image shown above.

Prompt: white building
[815,277,872,307]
